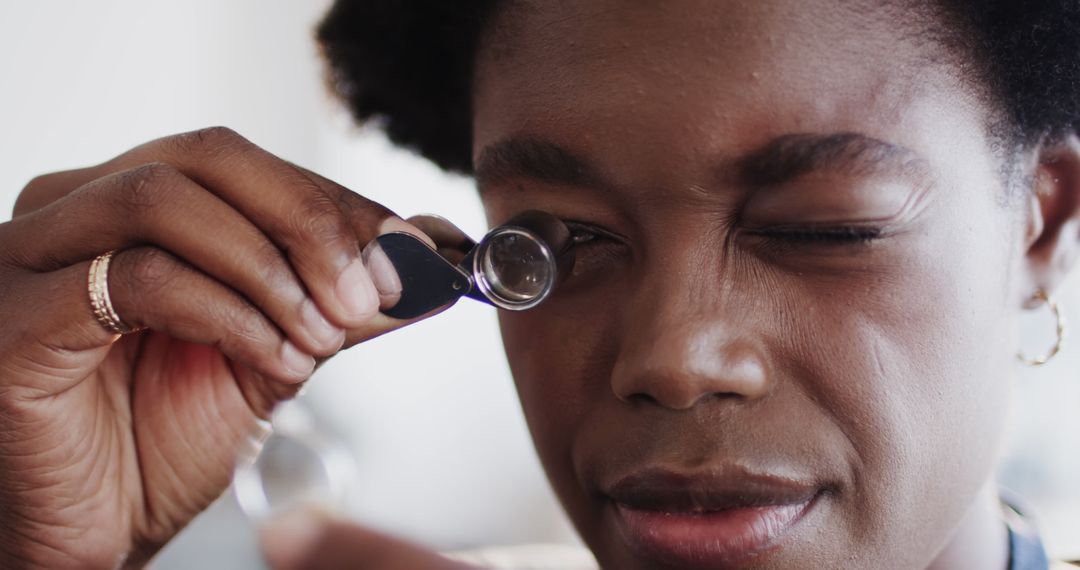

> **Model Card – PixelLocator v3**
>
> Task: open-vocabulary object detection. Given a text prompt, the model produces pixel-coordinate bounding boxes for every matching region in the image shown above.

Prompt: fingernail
[260,507,331,569]
[335,258,379,320]
[279,341,315,381]
[379,216,436,248]
[361,241,402,297]
[299,299,345,350]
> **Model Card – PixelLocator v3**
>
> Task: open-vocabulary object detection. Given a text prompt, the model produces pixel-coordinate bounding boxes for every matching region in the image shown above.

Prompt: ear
[1022,133,1080,308]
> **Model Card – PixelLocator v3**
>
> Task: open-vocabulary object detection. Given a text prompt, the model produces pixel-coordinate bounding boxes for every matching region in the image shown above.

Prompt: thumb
[259,507,478,570]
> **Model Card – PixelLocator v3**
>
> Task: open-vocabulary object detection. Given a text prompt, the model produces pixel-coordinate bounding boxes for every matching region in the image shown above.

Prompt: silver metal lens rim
[472,226,557,311]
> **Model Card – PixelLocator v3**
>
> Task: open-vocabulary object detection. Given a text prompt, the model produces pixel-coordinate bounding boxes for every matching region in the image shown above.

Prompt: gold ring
[88,250,143,335]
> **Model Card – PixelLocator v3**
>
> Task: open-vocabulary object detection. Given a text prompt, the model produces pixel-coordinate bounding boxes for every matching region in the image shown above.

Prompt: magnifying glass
[363,210,576,319]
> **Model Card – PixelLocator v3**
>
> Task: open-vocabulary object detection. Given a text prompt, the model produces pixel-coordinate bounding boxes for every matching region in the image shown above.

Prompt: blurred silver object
[233,401,357,522]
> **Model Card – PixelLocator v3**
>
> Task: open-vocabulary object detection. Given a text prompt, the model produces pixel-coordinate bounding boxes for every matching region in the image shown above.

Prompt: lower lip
[612,494,818,568]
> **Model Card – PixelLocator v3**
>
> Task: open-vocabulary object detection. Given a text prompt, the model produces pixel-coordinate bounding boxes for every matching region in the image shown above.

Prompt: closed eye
[748,225,884,245]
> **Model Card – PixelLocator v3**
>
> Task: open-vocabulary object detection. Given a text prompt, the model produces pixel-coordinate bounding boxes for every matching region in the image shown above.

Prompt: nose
[610,295,772,410]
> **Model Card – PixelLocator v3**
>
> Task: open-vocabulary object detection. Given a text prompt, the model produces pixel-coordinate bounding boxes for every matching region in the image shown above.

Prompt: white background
[1,1,1077,566]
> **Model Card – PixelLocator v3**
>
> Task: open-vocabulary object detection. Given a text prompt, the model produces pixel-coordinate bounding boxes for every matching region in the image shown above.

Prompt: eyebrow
[737,132,925,187]
[473,132,926,193]
[474,137,609,192]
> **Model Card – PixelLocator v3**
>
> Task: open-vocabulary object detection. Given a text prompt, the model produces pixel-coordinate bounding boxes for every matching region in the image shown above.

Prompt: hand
[260,508,478,570]
[0,127,441,568]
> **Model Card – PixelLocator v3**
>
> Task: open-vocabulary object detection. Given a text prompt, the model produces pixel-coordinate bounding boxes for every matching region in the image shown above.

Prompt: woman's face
[471,1,1027,567]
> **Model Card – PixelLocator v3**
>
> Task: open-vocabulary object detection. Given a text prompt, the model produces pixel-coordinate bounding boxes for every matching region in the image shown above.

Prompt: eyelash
[563,220,615,246]
[561,221,630,277]
[753,226,884,245]
[563,222,884,250]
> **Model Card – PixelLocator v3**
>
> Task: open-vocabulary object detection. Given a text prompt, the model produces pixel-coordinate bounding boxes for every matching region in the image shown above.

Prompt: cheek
[497,293,626,524]
[498,249,638,426]
[499,302,619,442]
[784,209,1017,549]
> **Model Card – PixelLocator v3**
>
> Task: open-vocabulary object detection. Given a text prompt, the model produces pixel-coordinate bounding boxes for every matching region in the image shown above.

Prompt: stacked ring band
[88,250,143,335]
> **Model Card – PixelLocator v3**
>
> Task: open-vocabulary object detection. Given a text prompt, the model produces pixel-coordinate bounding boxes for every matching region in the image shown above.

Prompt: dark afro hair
[317,1,1080,175]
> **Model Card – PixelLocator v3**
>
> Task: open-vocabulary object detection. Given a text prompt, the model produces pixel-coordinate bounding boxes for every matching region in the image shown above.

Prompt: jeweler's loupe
[363,210,575,319]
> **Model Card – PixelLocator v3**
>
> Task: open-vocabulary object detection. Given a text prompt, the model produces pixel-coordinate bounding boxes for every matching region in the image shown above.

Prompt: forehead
[482,0,914,71]
[471,0,980,185]
[477,0,931,102]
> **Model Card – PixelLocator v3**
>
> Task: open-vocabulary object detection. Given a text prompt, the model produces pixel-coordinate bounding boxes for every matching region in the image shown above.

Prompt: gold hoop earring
[1017,289,1067,366]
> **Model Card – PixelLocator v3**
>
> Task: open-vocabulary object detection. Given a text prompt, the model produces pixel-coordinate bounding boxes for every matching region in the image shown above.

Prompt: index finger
[23,127,432,330]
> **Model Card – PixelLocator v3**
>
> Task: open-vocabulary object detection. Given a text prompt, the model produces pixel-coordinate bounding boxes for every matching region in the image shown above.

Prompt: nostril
[623,392,660,406]
[620,389,744,410]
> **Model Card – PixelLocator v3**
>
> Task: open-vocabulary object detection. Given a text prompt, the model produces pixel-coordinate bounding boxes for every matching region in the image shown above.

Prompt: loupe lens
[476,228,555,308]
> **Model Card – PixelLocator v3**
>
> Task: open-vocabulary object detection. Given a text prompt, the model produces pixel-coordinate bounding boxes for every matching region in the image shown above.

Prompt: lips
[604,468,822,568]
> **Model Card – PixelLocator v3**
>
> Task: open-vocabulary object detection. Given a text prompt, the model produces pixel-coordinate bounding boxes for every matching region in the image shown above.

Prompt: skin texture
[5,2,1080,570]
[469,1,1080,568]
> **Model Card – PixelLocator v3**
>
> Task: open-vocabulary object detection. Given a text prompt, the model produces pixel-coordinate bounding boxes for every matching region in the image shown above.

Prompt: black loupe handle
[371,232,472,320]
